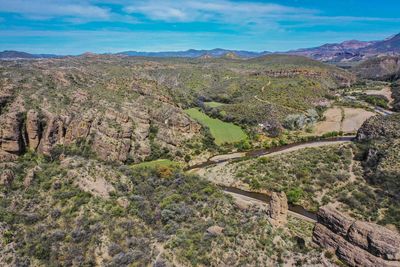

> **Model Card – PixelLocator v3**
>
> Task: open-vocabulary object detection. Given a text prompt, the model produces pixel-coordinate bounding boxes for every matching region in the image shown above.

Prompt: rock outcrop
[0,169,14,186]
[268,191,288,226]
[0,104,201,163]
[0,111,24,154]
[356,114,400,141]
[313,205,400,267]
[26,110,41,151]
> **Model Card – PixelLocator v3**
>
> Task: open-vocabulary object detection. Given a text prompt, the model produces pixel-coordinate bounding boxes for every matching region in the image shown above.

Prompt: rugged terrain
[0,54,355,164]
[3,32,399,63]
[288,33,400,63]
[0,53,399,266]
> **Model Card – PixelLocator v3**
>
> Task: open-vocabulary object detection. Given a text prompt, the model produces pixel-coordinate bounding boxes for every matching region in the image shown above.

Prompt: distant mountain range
[0,50,60,59]
[1,33,400,62]
[287,33,400,62]
[115,48,270,58]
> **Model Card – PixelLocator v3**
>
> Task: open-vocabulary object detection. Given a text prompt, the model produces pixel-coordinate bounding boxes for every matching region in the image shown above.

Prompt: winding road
[188,136,355,222]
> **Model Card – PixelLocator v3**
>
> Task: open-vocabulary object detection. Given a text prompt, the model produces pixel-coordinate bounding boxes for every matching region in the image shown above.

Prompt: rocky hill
[1,154,322,266]
[0,54,392,266]
[0,50,59,60]
[352,55,400,80]
[0,56,204,164]
[0,54,355,157]
[354,113,400,229]
[287,33,400,63]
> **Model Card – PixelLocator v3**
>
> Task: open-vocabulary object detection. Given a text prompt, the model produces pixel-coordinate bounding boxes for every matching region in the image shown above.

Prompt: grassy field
[185,108,247,145]
[204,101,226,108]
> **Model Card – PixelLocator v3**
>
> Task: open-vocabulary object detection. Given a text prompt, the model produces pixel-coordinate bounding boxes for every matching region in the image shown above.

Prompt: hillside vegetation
[0,153,326,266]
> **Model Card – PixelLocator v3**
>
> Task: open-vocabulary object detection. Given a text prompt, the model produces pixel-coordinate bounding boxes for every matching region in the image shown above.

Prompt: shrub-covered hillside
[0,152,326,266]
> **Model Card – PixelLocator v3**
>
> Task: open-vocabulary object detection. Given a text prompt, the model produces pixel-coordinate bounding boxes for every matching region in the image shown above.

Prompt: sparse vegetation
[232,144,353,210]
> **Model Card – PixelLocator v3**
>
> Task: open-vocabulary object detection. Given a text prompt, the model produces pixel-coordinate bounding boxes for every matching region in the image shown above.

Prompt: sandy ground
[341,107,375,133]
[365,86,394,107]
[314,107,342,135]
[314,107,376,134]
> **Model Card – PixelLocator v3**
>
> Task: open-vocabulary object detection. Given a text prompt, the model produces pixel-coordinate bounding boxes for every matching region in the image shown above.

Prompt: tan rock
[207,225,224,236]
[314,224,399,267]
[317,205,355,237]
[26,110,40,150]
[314,206,400,267]
[23,166,42,188]
[368,224,400,261]
[313,223,341,251]
[346,216,400,261]
[64,117,92,144]
[0,112,24,154]
[336,239,399,267]
[0,169,14,186]
[38,114,65,155]
[90,111,133,162]
[268,191,288,226]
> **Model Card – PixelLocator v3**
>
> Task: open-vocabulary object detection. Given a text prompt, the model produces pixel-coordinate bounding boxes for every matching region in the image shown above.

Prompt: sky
[0,0,400,55]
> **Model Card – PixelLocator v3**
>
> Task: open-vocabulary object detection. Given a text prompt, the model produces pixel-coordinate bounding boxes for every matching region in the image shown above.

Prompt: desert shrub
[286,187,304,204]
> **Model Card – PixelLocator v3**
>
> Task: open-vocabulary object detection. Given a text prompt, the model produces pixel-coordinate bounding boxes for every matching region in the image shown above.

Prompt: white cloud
[122,0,400,29]
[0,0,111,20]
[124,0,312,23]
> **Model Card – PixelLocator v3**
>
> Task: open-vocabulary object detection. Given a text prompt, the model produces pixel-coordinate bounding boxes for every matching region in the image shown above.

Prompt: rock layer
[0,104,201,163]
[313,205,400,267]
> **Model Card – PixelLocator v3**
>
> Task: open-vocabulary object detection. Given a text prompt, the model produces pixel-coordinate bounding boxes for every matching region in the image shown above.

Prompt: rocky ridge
[356,113,400,141]
[313,205,400,267]
[0,98,201,163]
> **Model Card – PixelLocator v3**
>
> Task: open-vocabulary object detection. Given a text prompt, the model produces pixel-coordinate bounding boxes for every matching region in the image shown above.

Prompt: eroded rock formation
[313,205,400,267]
[268,191,288,226]
[0,100,201,163]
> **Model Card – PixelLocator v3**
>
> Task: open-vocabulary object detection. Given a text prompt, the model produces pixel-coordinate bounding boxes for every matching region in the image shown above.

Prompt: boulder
[23,166,42,188]
[206,225,224,236]
[64,118,92,144]
[88,109,134,162]
[0,169,14,186]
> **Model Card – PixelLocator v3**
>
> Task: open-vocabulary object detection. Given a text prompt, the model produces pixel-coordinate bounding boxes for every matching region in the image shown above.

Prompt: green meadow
[185,108,248,145]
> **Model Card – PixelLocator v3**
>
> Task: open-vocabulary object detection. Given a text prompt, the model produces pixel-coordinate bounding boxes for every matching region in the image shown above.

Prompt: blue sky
[0,0,399,54]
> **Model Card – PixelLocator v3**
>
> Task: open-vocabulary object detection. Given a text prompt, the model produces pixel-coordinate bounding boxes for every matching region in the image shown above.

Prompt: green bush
[286,188,304,204]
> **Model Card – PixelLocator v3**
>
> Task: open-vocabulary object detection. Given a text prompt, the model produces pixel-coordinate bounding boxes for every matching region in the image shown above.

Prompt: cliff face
[0,96,201,164]
[313,206,400,267]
